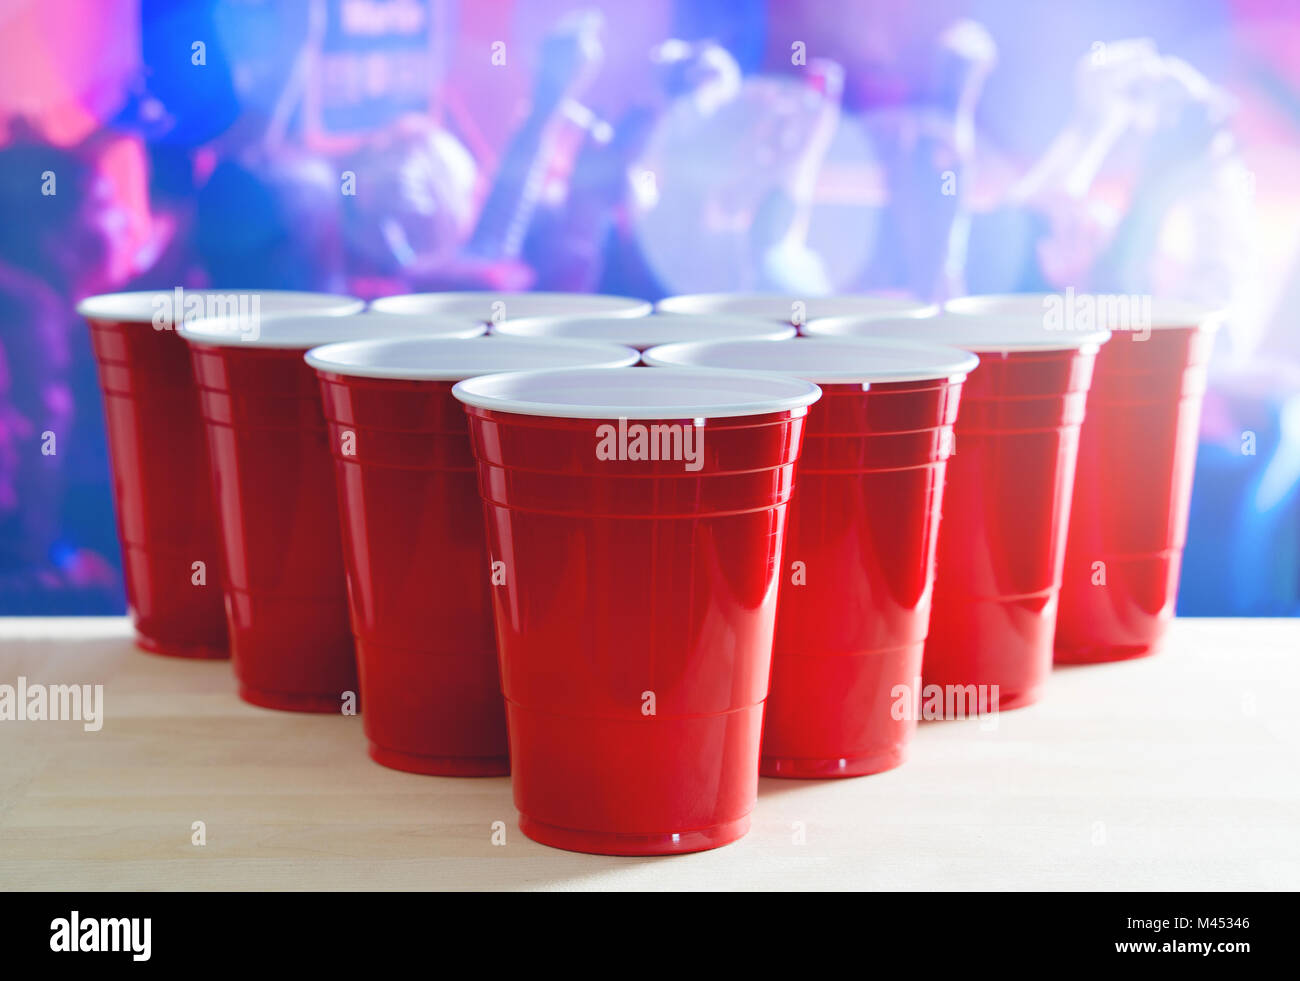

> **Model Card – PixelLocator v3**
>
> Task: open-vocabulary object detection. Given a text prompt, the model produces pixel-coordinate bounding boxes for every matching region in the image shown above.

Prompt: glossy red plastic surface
[315,373,508,775]
[189,344,357,712]
[86,318,229,658]
[923,347,1098,709]
[1055,327,1213,663]
[762,378,963,778]
[464,406,808,854]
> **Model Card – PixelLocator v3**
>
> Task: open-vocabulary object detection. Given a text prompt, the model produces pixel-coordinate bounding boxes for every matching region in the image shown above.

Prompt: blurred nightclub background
[0,0,1297,616]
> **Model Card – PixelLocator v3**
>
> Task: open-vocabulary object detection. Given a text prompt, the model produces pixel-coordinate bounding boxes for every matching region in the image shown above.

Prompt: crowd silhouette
[0,0,1291,613]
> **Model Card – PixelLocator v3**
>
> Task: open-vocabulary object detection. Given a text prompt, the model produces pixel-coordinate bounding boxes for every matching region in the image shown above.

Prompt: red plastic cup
[77,290,363,658]
[453,367,821,853]
[808,312,1109,710]
[369,291,652,332]
[1061,305,1218,662]
[304,337,639,775]
[178,310,482,712]
[493,312,796,353]
[645,338,979,777]
[946,295,1222,663]
[656,292,937,333]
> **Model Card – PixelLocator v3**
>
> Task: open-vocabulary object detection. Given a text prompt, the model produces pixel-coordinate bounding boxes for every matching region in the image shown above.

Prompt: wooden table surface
[1,616,1297,891]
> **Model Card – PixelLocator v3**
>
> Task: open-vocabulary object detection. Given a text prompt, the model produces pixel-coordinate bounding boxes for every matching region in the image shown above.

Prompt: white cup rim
[177,311,485,350]
[452,366,822,419]
[305,336,639,380]
[944,293,1226,332]
[493,313,796,348]
[368,291,653,321]
[75,289,364,324]
[655,292,938,323]
[643,337,979,384]
[806,312,1112,352]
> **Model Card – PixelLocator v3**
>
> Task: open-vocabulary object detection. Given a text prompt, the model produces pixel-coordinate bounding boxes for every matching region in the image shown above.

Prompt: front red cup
[306,336,637,774]
[79,295,229,658]
[643,337,978,777]
[1056,319,1217,662]
[454,367,820,854]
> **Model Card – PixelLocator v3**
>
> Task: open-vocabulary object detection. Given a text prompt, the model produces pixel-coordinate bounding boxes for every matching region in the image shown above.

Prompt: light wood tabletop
[1,616,1297,891]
